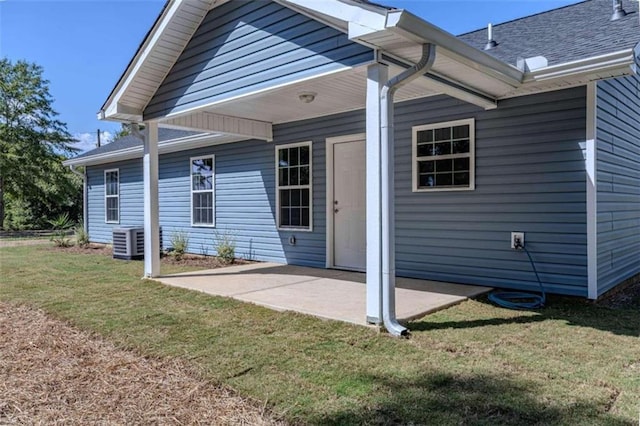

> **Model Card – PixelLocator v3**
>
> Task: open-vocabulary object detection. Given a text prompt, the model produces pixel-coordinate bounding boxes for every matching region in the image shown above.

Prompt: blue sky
[1,0,579,153]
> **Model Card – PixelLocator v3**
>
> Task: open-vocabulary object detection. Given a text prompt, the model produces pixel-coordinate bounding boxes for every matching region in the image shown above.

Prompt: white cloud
[72,130,113,153]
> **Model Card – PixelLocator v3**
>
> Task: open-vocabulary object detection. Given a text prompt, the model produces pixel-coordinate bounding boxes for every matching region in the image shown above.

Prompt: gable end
[144,0,374,120]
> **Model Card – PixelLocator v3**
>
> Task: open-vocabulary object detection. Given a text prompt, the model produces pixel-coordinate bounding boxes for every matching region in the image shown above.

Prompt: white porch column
[365,62,388,324]
[143,121,160,278]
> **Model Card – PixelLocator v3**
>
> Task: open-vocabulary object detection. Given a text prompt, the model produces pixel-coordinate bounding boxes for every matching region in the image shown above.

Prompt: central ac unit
[112,227,162,260]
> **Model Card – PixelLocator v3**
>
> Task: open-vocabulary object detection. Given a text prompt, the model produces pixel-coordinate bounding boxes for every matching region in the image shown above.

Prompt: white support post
[143,121,160,278]
[586,82,598,299]
[365,62,388,324]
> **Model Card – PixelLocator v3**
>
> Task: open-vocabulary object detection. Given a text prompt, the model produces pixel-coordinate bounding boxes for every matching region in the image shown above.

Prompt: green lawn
[1,245,638,425]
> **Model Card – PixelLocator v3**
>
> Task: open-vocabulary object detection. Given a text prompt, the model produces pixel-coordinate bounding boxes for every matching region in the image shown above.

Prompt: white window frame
[104,168,120,224]
[412,118,476,192]
[190,155,216,227]
[276,141,313,232]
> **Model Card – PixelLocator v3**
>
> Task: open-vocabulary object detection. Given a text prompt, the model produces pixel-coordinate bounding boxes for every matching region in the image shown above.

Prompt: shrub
[170,230,190,261]
[48,213,73,247]
[214,230,236,264]
[74,223,90,247]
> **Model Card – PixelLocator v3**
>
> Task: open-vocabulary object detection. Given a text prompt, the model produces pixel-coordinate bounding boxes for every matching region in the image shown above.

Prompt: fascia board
[279,0,388,33]
[62,133,244,167]
[100,1,181,120]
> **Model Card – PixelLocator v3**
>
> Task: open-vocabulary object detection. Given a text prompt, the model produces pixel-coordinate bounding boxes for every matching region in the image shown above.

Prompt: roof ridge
[457,0,590,36]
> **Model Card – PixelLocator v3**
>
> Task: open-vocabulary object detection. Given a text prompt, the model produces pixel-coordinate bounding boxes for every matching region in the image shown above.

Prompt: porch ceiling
[188,65,441,125]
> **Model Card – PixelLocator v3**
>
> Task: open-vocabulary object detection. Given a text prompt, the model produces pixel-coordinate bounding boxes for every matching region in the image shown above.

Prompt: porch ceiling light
[298,92,317,103]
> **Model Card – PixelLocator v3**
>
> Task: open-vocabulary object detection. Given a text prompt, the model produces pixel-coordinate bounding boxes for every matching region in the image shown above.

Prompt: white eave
[100,0,216,122]
[62,133,244,167]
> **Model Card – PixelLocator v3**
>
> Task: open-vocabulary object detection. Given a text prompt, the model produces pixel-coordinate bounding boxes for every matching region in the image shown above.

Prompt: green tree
[111,122,144,142]
[0,58,78,229]
[112,123,131,141]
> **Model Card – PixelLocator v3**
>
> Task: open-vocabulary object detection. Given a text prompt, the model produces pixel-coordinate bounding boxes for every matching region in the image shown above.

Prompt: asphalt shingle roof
[74,128,202,159]
[458,0,640,66]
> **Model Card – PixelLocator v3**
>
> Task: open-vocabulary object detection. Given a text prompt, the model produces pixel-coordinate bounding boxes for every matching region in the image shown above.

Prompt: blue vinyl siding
[596,75,640,296]
[144,0,373,119]
[86,159,144,243]
[86,112,364,267]
[393,87,588,296]
[87,87,588,296]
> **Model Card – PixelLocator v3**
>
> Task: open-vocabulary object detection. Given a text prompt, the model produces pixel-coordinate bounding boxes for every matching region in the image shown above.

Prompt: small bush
[214,230,236,264]
[170,230,190,261]
[48,213,73,247]
[74,223,90,247]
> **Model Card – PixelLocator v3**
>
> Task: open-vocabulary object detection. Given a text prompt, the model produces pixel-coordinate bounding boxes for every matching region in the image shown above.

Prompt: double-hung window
[104,169,119,223]
[412,118,475,192]
[276,142,312,230]
[191,155,215,226]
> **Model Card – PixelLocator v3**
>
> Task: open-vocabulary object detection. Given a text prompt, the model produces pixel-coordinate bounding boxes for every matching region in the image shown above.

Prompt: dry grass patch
[0,302,282,425]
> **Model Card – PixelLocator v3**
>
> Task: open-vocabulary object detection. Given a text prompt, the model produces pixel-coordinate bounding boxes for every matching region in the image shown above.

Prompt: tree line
[0,58,82,230]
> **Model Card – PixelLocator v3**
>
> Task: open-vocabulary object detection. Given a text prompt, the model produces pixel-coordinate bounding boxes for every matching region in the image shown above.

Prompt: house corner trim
[586,82,598,299]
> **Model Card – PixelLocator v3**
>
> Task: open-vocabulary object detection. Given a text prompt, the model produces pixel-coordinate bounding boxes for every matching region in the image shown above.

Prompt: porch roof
[97,0,638,134]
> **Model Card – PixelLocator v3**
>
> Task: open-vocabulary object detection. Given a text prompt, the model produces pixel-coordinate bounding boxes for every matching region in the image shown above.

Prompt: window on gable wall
[412,118,475,192]
[191,155,215,226]
[105,169,119,223]
[276,142,312,230]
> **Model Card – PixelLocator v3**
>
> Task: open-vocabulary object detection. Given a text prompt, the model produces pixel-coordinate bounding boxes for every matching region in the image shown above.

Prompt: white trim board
[586,81,598,300]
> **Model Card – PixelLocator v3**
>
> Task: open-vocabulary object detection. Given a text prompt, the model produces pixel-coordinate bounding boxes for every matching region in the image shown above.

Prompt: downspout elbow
[130,122,144,141]
[69,164,85,180]
[380,43,436,337]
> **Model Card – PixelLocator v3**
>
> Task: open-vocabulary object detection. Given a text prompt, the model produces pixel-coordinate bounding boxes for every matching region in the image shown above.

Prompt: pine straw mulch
[0,302,283,425]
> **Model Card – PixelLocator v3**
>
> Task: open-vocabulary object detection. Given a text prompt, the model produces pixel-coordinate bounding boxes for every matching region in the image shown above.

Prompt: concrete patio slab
[157,263,491,326]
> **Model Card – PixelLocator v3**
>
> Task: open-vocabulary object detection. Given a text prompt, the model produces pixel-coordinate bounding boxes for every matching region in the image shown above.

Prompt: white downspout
[380,43,436,336]
[69,165,88,231]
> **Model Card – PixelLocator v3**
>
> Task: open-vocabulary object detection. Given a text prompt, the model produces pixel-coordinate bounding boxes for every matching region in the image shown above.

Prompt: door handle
[334,208,339,213]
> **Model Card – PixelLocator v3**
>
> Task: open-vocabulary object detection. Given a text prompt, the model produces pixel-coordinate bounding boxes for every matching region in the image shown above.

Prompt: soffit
[198,65,440,124]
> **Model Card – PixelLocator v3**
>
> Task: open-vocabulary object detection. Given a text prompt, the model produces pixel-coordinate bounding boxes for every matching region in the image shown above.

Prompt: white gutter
[524,49,635,82]
[352,9,524,87]
[62,132,241,167]
[381,43,436,337]
[68,165,88,231]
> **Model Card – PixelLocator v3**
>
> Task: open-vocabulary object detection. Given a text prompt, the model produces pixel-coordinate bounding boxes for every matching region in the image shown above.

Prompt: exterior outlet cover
[511,232,525,249]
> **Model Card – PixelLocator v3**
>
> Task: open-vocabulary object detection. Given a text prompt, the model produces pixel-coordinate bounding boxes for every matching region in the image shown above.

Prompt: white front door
[332,138,366,270]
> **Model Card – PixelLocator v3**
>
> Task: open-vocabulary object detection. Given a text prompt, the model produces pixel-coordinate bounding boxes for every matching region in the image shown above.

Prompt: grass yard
[1,245,639,425]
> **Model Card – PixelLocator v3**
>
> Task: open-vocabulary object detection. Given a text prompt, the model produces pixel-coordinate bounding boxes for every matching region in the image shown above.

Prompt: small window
[191,155,215,226]
[276,142,312,231]
[412,118,475,192]
[104,169,119,223]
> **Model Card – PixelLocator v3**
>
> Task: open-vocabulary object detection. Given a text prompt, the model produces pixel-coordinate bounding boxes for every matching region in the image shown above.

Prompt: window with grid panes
[104,169,119,223]
[191,156,215,226]
[276,142,311,230]
[413,119,475,191]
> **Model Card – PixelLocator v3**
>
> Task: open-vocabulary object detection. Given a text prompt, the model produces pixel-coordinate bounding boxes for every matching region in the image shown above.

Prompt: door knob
[334,200,339,205]
[334,208,339,213]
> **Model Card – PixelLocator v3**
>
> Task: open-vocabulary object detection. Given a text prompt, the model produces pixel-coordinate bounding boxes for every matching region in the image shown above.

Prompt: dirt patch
[0,302,282,425]
[54,243,253,269]
[161,253,252,269]
[596,275,640,309]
